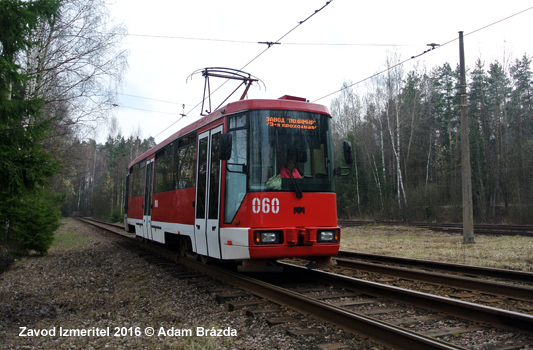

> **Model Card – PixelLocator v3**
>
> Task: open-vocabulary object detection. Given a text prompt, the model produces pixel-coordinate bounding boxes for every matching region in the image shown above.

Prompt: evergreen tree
[468,59,491,221]
[486,61,512,219]
[331,55,533,223]
[508,54,533,221]
[1,0,61,251]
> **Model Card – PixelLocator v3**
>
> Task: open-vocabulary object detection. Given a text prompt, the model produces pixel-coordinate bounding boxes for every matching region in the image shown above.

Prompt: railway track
[331,251,533,303]
[76,218,533,349]
[270,263,533,348]
[336,251,533,283]
[339,220,533,237]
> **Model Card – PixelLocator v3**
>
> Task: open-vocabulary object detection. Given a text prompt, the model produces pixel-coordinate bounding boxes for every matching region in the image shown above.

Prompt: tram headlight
[254,231,283,245]
[317,229,340,243]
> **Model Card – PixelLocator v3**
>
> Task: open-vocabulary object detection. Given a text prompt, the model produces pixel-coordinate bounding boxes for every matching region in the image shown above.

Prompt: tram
[125,73,351,270]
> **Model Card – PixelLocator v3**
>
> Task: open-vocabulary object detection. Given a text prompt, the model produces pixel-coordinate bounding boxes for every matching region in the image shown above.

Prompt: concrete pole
[459,31,475,244]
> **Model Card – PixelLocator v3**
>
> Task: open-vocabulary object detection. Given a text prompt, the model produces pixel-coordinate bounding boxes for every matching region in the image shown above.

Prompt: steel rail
[77,218,532,348]
[334,257,533,301]
[278,262,533,334]
[180,256,465,350]
[76,218,463,349]
[337,251,533,283]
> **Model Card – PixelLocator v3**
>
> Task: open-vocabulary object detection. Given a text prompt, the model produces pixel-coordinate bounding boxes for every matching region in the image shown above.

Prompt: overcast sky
[103,0,533,144]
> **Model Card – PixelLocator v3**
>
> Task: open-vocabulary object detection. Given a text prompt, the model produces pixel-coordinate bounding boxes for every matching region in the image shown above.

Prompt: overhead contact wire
[155,1,335,139]
[312,5,533,103]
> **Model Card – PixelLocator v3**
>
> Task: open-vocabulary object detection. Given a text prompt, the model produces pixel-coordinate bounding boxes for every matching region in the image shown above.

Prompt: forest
[331,54,533,224]
[2,0,532,261]
[56,52,533,225]
[0,0,139,257]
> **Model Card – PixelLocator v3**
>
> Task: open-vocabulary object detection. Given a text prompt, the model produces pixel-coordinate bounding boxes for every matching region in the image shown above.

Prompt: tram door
[194,126,222,259]
[142,158,154,240]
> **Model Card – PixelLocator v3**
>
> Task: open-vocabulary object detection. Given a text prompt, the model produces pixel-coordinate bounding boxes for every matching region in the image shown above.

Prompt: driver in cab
[280,157,302,179]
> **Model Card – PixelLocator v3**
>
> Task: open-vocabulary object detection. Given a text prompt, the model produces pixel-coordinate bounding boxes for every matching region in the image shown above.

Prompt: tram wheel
[179,237,190,257]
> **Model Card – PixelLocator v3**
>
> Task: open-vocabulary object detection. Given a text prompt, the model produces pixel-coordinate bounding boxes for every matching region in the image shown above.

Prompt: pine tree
[1,0,61,251]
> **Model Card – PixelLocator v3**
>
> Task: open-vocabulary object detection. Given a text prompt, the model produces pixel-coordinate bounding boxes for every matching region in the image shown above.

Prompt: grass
[50,219,90,252]
[0,219,88,273]
[340,225,533,272]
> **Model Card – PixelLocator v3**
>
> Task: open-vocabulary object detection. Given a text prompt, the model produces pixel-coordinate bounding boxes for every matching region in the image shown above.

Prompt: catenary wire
[312,5,533,103]
[118,93,194,106]
[146,4,533,139]
[128,33,421,47]
[154,0,335,139]
[190,0,335,109]
[118,105,181,116]
[127,33,256,44]
[121,5,533,110]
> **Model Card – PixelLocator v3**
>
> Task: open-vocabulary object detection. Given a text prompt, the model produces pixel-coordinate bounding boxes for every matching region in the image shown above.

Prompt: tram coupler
[306,256,336,269]
[238,259,283,273]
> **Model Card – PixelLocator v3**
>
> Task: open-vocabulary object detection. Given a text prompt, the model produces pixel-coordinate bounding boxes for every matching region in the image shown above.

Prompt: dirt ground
[1,219,531,349]
[0,219,383,350]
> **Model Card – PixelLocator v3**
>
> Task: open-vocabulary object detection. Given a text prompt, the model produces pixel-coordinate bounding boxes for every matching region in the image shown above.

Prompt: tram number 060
[252,198,280,214]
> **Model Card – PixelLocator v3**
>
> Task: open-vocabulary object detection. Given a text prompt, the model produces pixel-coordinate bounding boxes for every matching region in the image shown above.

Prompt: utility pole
[459,31,475,244]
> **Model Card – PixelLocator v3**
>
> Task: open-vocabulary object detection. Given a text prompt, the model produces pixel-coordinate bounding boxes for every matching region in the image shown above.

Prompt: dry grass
[340,225,533,272]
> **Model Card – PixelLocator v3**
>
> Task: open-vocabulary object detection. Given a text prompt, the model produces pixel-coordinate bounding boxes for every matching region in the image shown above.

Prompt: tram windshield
[249,109,334,192]
[224,109,334,222]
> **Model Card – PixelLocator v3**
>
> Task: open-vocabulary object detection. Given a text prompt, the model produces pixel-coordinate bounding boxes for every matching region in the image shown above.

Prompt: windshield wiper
[289,176,303,199]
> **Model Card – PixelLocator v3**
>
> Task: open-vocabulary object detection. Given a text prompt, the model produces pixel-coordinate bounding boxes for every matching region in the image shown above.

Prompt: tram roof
[127,96,330,169]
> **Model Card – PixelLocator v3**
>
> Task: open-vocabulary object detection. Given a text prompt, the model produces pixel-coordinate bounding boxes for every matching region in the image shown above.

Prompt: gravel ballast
[0,219,381,350]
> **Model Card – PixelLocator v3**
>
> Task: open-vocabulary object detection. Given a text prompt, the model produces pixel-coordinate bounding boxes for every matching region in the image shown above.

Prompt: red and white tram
[125,94,351,270]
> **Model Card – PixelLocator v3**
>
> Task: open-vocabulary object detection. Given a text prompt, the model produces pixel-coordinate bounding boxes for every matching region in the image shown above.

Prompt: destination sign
[266,116,317,130]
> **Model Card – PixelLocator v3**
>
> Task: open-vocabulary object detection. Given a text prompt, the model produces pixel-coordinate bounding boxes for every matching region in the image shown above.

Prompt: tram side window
[176,134,196,189]
[130,161,145,197]
[250,137,273,189]
[224,114,248,223]
[154,143,176,193]
[125,172,130,212]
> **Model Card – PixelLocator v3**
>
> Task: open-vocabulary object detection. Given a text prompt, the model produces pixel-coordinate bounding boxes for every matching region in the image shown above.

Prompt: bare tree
[331,83,363,213]
[15,0,129,217]
[365,80,387,204]
[381,54,407,208]
[23,0,128,137]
